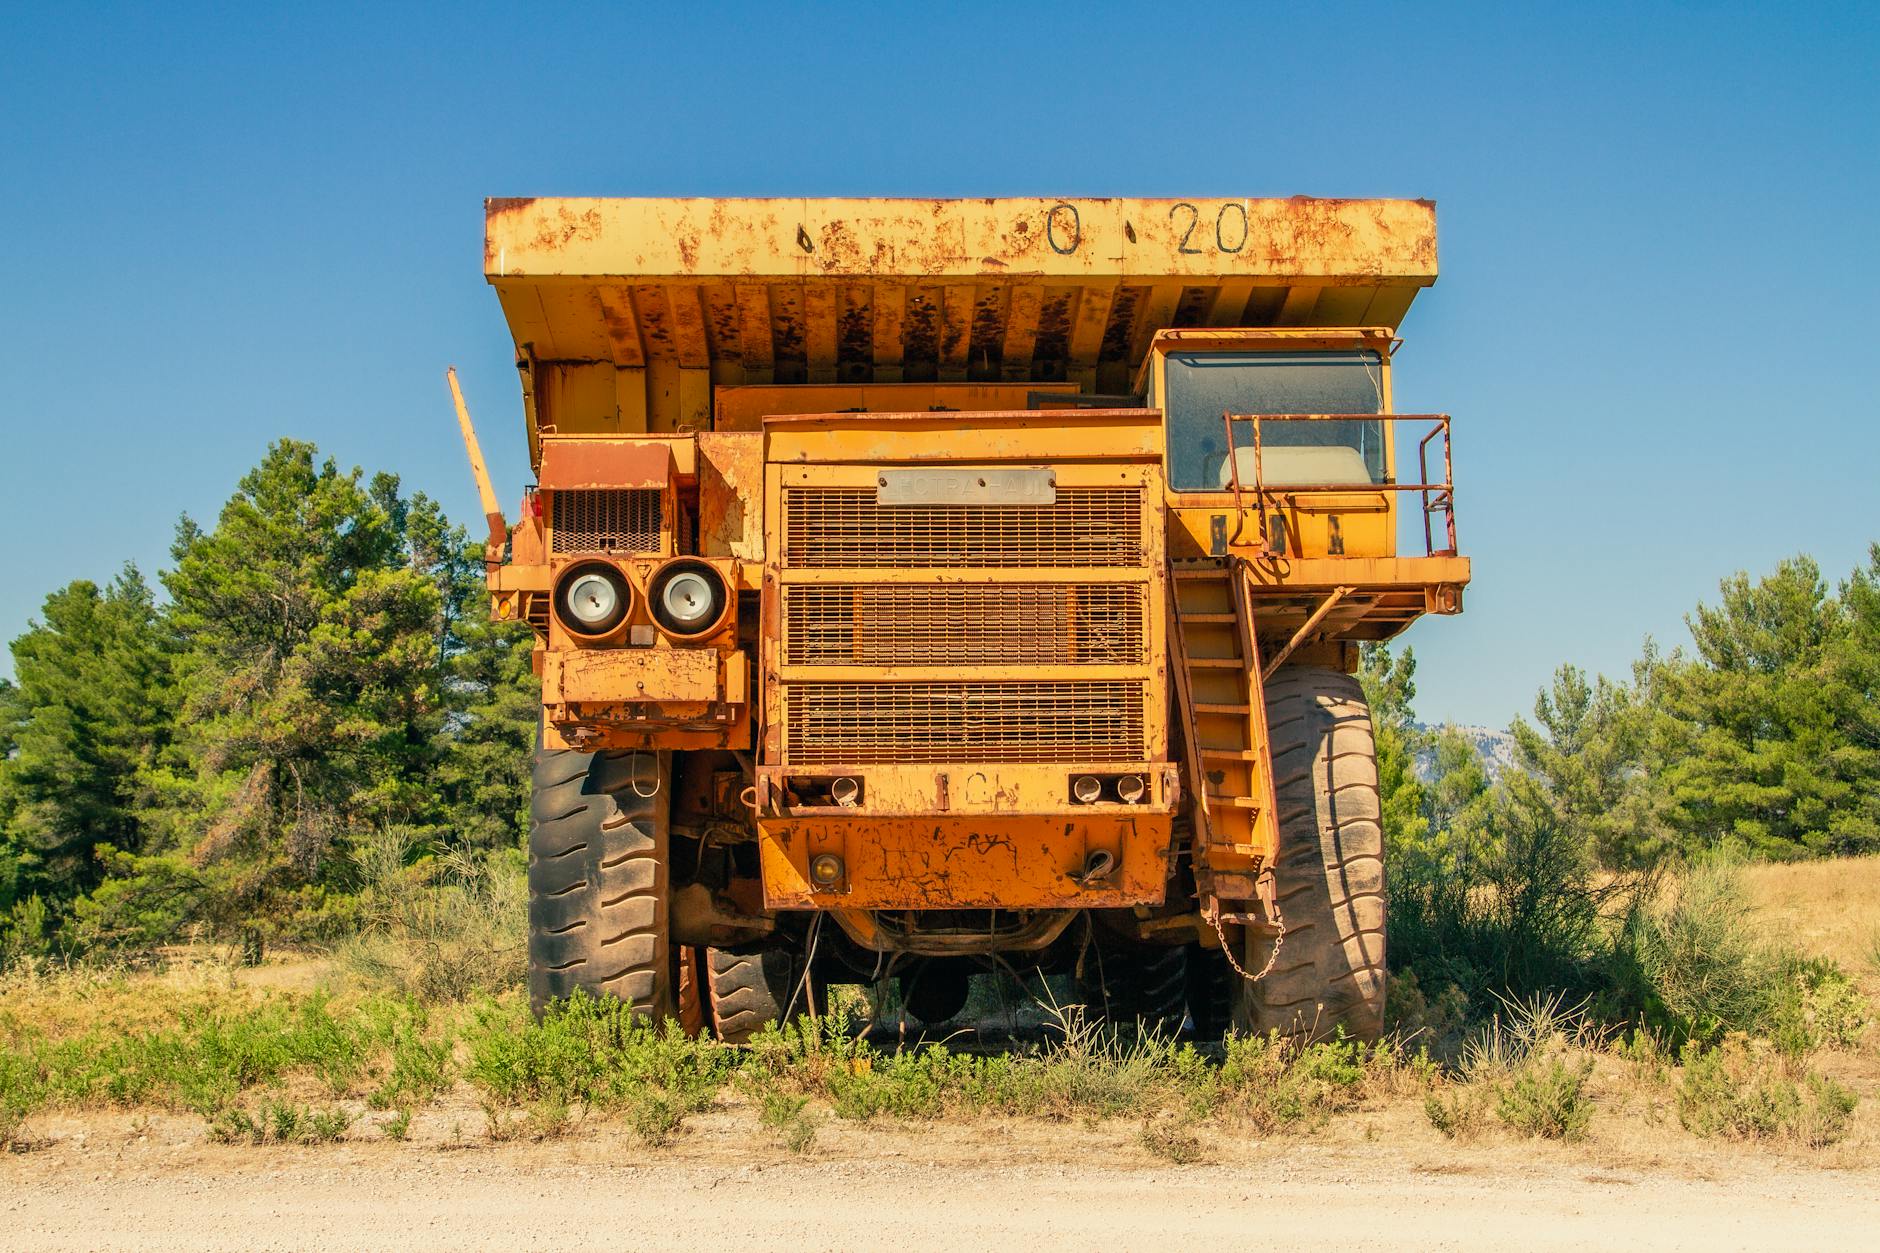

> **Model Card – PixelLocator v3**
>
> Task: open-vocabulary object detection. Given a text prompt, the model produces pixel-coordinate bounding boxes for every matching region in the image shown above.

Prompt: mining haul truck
[454,196,1469,1042]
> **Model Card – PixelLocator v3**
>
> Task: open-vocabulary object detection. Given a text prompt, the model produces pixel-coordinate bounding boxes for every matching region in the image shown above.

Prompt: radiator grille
[783,584,1145,666]
[551,489,662,554]
[782,487,1142,568]
[784,681,1145,764]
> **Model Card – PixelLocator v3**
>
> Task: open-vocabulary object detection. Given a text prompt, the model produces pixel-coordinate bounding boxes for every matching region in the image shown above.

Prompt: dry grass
[1741,855,1880,998]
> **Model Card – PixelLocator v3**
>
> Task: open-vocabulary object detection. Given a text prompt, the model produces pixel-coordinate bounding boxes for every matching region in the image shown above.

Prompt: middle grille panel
[782,583,1146,666]
[784,681,1146,764]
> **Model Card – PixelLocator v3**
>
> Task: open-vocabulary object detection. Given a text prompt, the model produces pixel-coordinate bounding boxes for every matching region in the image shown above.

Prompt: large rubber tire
[1233,667,1387,1044]
[705,947,798,1044]
[1077,936,1188,1033]
[528,745,672,1019]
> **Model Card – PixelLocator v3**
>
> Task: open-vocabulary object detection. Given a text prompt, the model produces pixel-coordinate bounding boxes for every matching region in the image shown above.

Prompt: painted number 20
[1170,202,1249,255]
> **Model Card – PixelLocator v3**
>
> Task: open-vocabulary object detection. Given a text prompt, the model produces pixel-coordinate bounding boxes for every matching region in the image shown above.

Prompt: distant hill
[1412,722,1518,782]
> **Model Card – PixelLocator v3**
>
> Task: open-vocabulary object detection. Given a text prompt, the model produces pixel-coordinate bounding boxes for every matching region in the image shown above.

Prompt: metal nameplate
[876,467,1057,507]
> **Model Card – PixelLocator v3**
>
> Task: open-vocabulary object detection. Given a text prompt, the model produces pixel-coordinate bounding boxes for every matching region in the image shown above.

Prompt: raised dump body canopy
[484,196,1437,461]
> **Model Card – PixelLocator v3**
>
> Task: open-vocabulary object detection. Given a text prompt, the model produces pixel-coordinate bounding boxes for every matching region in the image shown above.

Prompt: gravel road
[4,1110,1874,1252]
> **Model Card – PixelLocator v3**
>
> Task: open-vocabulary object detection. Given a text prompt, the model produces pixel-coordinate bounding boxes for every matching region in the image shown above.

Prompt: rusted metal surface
[483,197,1437,450]
[758,812,1168,911]
[548,646,717,704]
[696,431,763,560]
[713,381,1077,430]
[538,439,671,490]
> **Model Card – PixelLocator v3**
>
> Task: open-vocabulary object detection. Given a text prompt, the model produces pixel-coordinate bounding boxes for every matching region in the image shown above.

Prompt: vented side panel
[784,681,1146,764]
[551,489,662,554]
[783,584,1145,666]
[782,487,1142,568]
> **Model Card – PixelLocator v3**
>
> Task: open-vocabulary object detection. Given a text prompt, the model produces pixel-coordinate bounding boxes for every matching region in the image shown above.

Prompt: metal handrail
[1219,412,1457,557]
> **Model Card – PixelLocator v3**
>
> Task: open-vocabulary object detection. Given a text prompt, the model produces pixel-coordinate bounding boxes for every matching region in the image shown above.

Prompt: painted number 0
[1047,202,1081,255]
[1170,202,1248,255]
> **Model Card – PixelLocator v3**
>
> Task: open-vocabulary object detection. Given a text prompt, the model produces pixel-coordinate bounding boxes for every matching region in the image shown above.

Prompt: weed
[368,1015,453,1110]
[1137,1114,1205,1164]
[210,1098,354,1145]
[624,1089,686,1147]
[1768,959,1870,1056]
[1,1048,45,1148]
[332,833,526,1002]
[1677,1036,1859,1148]
[381,1108,413,1141]
[759,1089,818,1153]
[1423,1086,1489,1141]
[465,994,727,1121]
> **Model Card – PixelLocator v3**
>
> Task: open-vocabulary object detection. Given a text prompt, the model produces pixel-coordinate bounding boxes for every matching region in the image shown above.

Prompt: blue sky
[1,2,1875,727]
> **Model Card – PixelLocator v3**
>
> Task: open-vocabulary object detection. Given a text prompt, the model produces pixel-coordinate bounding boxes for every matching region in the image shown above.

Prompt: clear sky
[2,2,1875,728]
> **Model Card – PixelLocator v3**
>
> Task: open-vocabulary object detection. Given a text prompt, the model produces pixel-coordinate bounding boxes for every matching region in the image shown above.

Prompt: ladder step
[1205,794,1264,810]
[1193,702,1252,715]
[1186,656,1246,669]
[1174,568,1231,580]
[1199,748,1264,761]
[1175,611,1237,624]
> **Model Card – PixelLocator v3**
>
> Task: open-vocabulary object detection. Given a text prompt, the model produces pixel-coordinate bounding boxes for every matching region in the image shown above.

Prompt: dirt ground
[5,1103,1876,1251]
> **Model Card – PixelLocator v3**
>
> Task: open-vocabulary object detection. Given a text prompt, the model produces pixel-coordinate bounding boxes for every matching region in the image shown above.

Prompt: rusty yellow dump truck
[456,196,1468,1042]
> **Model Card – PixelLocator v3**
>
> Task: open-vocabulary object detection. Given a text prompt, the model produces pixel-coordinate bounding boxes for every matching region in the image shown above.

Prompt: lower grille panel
[783,681,1145,764]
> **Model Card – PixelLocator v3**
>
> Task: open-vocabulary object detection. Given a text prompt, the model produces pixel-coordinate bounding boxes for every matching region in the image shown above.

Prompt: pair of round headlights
[555,560,727,639]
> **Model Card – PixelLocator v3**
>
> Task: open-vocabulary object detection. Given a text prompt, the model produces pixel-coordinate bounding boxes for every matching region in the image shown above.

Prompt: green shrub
[210,1098,354,1145]
[1768,959,1870,1055]
[368,1013,454,1109]
[1612,857,1786,1046]
[1423,1086,1489,1141]
[1495,1055,1594,1140]
[1,1047,46,1147]
[758,1089,816,1153]
[1209,1031,1367,1132]
[466,993,728,1141]
[332,835,526,1002]
[1677,1037,1858,1147]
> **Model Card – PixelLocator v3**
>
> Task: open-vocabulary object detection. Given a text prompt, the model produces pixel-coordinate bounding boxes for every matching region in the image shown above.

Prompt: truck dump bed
[484,197,1437,451]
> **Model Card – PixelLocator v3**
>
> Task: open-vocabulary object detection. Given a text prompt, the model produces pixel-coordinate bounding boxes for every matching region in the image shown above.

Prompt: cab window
[1163,350,1385,492]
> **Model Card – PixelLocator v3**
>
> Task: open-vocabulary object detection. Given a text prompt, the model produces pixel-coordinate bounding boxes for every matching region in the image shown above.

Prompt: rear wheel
[1233,667,1387,1043]
[705,947,799,1043]
[1077,935,1188,1033]
[528,745,672,1019]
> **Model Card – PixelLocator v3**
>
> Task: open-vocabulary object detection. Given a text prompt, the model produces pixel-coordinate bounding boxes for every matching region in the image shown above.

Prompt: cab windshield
[1163,350,1386,492]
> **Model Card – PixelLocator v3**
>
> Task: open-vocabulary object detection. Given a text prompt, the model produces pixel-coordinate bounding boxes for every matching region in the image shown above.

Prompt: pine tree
[1654,557,1858,857]
[136,441,461,932]
[0,568,171,912]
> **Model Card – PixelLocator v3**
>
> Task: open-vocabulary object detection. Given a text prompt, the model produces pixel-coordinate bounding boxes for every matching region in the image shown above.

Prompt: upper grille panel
[782,487,1142,568]
[551,489,662,554]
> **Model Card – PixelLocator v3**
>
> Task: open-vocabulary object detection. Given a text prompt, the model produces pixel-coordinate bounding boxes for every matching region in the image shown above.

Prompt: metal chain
[1211,885,1285,984]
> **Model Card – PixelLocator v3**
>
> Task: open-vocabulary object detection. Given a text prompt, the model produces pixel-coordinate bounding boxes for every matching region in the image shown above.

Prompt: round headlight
[661,572,715,628]
[555,564,630,636]
[649,561,727,636]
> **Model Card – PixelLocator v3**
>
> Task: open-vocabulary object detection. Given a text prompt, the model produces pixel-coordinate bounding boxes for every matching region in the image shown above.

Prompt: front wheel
[527,745,673,1019]
[1232,667,1387,1043]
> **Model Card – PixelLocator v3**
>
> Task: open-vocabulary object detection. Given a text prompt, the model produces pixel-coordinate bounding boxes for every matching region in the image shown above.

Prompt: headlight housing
[648,559,728,637]
[554,562,632,636]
